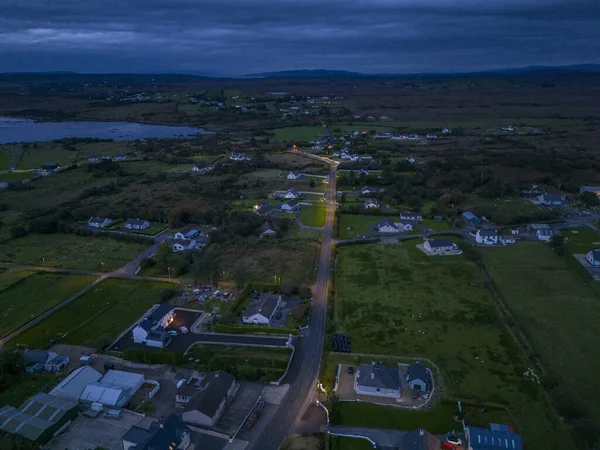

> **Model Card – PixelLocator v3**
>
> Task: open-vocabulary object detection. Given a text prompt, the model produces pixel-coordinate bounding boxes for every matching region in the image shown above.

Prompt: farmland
[481,241,600,424]
[333,242,574,448]
[0,233,150,271]
[0,272,97,338]
[271,126,325,142]
[338,214,380,238]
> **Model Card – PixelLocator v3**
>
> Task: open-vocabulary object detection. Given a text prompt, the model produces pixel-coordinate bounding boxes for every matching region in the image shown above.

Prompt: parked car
[179,326,189,334]
[168,330,178,336]
[347,366,354,375]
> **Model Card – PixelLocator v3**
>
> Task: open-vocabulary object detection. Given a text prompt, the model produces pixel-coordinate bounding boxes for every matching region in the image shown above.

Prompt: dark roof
[401,212,420,218]
[478,230,498,237]
[540,193,562,202]
[42,162,59,168]
[137,319,153,332]
[378,218,397,228]
[400,428,441,450]
[123,414,190,450]
[289,170,301,177]
[462,211,478,220]
[260,222,275,234]
[468,426,522,450]
[589,249,600,261]
[89,216,109,223]
[427,238,454,248]
[122,426,153,445]
[280,199,299,207]
[357,364,400,390]
[146,330,170,344]
[256,204,275,216]
[125,218,149,226]
[148,304,173,323]
[184,371,235,419]
[362,186,376,192]
[25,350,49,365]
[286,187,298,195]
[244,293,280,319]
[193,432,228,450]
[407,362,428,382]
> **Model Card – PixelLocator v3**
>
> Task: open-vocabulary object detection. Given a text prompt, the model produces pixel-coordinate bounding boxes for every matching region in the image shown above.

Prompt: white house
[424,238,457,254]
[501,235,516,244]
[287,170,302,180]
[242,294,281,325]
[400,212,422,221]
[475,230,499,245]
[174,227,199,241]
[132,304,175,348]
[536,229,553,241]
[364,199,380,209]
[181,371,236,429]
[230,152,250,161]
[406,362,430,392]
[125,218,151,230]
[377,219,399,233]
[537,193,563,206]
[361,186,377,195]
[280,200,299,212]
[586,249,600,267]
[88,217,112,228]
[354,364,401,399]
[24,350,70,373]
[283,188,299,199]
[397,222,413,232]
[442,128,452,134]
[172,239,197,252]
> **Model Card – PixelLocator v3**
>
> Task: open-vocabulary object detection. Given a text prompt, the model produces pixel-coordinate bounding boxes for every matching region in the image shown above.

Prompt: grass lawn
[0,171,34,181]
[299,206,326,227]
[0,233,150,271]
[333,243,574,448]
[422,218,452,231]
[481,241,600,424]
[0,269,34,291]
[185,345,292,383]
[132,223,168,236]
[338,214,381,238]
[461,196,558,225]
[329,436,374,450]
[272,126,325,142]
[0,372,62,408]
[0,273,96,338]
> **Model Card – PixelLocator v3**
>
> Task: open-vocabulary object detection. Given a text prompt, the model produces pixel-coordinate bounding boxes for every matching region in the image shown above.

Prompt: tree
[309,179,316,188]
[234,262,247,289]
[580,191,599,207]
[10,226,27,238]
[0,350,24,390]
[154,242,172,270]
[549,235,566,256]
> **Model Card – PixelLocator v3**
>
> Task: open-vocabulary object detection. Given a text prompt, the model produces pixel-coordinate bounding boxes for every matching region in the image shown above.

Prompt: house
[354,363,401,398]
[407,134,419,140]
[579,185,600,197]
[400,212,423,221]
[191,165,202,172]
[466,425,522,450]
[500,235,516,244]
[424,238,457,254]
[364,199,380,209]
[280,199,300,212]
[287,170,302,180]
[101,155,112,161]
[426,133,438,139]
[242,293,282,325]
[79,370,145,407]
[50,366,103,402]
[406,155,416,164]
[259,221,277,237]
[230,152,250,161]
[537,193,563,206]
[42,162,59,172]
[174,226,200,240]
[398,222,413,232]
[434,215,444,221]
[284,188,299,199]
[536,229,553,241]
[172,239,197,252]
[125,218,151,230]
[361,186,376,195]
[114,154,127,161]
[255,203,276,217]
[0,393,78,446]
[462,211,480,226]
[195,234,210,248]
[377,219,399,233]
[501,125,517,132]
[406,362,430,392]
[401,429,441,450]
[87,155,99,163]
[475,230,499,245]
[24,350,69,373]
[181,371,236,428]
[88,216,112,229]
[122,414,191,450]
[359,169,370,176]
[132,304,175,347]
[586,249,600,267]
[442,128,452,134]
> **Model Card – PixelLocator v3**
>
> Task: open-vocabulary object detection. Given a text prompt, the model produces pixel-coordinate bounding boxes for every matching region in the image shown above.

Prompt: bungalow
[125,218,151,230]
[538,193,563,206]
[426,133,438,139]
[536,229,553,241]
[88,217,112,228]
[174,227,199,241]
[287,170,302,180]
[407,134,419,140]
[466,425,522,450]
[114,154,127,161]
[172,239,197,252]
[280,199,300,212]
[230,152,250,161]
[406,155,416,164]
[122,414,191,450]
[462,211,480,227]
[424,238,457,254]
[259,221,277,237]
[398,222,413,232]
[361,186,377,195]
[586,249,600,267]
[501,125,517,132]
[284,188,299,199]
[191,165,202,173]
[24,350,69,373]
[181,371,236,429]
[132,304,175,347]
[400,212,422,221]
[475,229,499,245]
[406,362,430,392]
[377,219,399,233]
[500,235,516,244]
[442,128,452,134]
[87,155,99,163]
[579,186,600,197]
[354,363,401,398]
[242,293,281,325]
[364,199,380,209]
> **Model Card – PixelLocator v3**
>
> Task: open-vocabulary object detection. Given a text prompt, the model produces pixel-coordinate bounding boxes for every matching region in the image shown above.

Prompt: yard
[481,241,600,424]
[338,214,381,238]
[0,273,97,338]
[299,206,326,227]
[185,344,292,383]
[0,233,150,271]
[0,171,34,182]
[333,243,574,448]
[8,279,174,349]
[271,126,325,142]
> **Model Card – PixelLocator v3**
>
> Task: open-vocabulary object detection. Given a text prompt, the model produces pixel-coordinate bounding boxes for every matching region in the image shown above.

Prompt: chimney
[370,372,375,380]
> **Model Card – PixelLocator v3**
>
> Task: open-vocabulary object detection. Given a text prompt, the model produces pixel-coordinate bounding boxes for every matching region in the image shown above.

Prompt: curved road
[249,156,337,450]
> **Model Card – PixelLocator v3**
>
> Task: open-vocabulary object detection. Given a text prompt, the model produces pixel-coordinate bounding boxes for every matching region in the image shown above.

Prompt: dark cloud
[0,0,598,74]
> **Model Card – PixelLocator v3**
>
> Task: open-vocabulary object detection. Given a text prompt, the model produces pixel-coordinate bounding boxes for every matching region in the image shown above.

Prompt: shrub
[10,226,27,238]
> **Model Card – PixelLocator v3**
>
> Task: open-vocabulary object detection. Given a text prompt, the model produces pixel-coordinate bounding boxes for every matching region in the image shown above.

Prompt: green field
[272,126,325,142]
[422,218,452,231]
[481,241,600,424]
[185,344,292,383]
[329,436,375,450]
[338,214,380,238]
[299,206,326,227]
[0,273,97,338]
[9,278,172,349]
[0,233,149,271]
[333,243,574,448]
[0,269,33,291]
[0,171,34,182]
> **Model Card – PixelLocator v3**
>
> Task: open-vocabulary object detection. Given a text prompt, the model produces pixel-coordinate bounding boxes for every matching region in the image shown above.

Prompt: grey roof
[462,211,478,220]
[256,204,275,216]
[123,414,190,449]
[125,218,149,226]
[540,193,562,202]
[401,428,440,450]
[196,234,210,245]
[148,304,173,323]
[194,432,228,450]
[50,366,103,401]
[177,226,199,238]
[589,249,600,261]
[89,216,110,224]
[137,319,154,332]
[468,426,522,450]
[286,187,298,195]
[25,350,50,365]
[146,329,170,344]
[364,198,379,205]
[378,218,397,229]
[580,185,600,193]
[121,425,153,445]
[401,212,421,219]
[244,293,280,319]
[427,238,454,248]
[184,371,235,419]
[407,362,428,382]
[260,222,275,234]
[357,364,400,390]
[362,186,376,192]
[478,230,498,237]
[290,170,301,177]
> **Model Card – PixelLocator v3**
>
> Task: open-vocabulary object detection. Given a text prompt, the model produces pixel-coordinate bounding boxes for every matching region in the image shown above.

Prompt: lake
[0,117,214,144]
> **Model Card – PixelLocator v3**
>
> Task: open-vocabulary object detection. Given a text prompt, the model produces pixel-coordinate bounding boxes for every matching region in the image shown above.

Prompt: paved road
[325,425,407,448]
[249,157,337,450]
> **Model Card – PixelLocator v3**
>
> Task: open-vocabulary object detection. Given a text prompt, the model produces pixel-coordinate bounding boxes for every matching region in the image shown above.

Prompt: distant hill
[242,69,368,78]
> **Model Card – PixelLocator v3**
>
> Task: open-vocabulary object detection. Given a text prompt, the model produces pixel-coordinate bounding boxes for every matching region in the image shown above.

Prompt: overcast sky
[1,0,599,75]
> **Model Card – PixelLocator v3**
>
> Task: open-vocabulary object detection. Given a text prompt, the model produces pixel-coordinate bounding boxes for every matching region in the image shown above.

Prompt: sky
[1,0,599,75]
